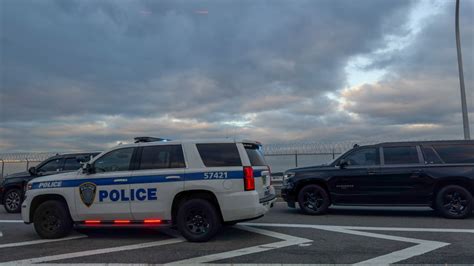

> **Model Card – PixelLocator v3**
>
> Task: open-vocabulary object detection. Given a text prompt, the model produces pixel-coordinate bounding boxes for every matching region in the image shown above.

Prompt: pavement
[0,203,473,264]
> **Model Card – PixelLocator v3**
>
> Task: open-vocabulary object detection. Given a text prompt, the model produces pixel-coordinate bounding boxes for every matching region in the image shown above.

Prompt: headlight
[26,183,32,191]
[283,172,295,185]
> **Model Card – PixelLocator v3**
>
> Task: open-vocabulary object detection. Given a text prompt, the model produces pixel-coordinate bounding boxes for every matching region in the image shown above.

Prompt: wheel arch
[294,178,331,199]
[171,190,223,225]
[2,184,24,202]
[29,194,72,222]
[433,177,474,198]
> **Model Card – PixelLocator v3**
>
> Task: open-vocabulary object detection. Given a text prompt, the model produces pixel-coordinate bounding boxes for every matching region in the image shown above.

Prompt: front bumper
[281,186,297,208]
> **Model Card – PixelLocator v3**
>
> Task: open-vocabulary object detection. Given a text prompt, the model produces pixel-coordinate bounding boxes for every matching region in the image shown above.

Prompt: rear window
[244,143,267,166]
[139,145,186,170]
[197,143,242,167]
[421,147,443,164]
[433,145,474,164]
[383,146,420,165]
[63,158,82,171]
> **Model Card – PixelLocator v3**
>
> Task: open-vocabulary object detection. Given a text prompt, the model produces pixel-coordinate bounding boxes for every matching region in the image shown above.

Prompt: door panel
[74,171,133,220]
[129,168,184,220]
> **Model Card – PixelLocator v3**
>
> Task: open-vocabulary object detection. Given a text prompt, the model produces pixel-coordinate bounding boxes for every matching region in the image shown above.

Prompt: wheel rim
[185,208,210,235]
[442,190,469,216]
[40,210,62,233]
[303,189,325,211]
[5,191,21,211]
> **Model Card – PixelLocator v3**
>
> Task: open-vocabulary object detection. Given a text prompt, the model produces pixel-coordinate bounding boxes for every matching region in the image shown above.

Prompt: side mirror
[82,163,94,174]
[338,159,349,169]
[28,167,37,176]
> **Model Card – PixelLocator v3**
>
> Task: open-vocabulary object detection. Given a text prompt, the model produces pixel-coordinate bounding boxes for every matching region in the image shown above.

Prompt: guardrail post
[295,150,298,167]
[332,147,335,159]
[1,159,4,178]
[26,158,29,171]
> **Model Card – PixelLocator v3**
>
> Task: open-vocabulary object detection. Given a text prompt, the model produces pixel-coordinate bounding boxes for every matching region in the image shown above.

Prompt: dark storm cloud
[7,0,470,152]
[1,0,412,122]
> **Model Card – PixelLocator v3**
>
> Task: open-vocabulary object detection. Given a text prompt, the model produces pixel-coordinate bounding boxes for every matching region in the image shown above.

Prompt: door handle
[410,170,423,178]
[165,175,181,180]
[113,178,128,183]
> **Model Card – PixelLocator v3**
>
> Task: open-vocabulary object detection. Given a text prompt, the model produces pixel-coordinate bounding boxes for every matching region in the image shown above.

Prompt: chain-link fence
[0,141,363,179]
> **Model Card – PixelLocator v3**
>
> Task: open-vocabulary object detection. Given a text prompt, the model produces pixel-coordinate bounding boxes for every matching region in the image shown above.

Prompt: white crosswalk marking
[242,223,463,264]
[166,225,312,264]
[0,235,87,249]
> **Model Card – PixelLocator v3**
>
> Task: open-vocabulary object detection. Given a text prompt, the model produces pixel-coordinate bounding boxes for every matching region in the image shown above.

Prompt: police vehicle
[22,137,276,242]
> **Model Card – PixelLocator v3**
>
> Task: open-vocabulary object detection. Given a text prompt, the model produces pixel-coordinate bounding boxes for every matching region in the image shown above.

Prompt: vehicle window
[433,145,474,164]
[38,159,62,173]
[343,148,378,166]
[244,143,267,166]
[139,145,185,170]
[63,157,82,171]
[94,148,134,173]
[383,146,420,165]
[421,147,443,164]
[197,143,242,167]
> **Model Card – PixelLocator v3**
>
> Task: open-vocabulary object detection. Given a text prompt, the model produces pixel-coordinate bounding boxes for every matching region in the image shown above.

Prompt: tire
[176,198,221,242]
[435,185,473,219]
[4,188,22,213]
[33,200,73,239]
[297,184,330,215]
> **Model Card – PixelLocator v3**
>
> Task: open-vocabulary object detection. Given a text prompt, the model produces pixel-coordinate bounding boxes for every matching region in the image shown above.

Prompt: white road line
[243,223,454,265]
[243,222,474,233]
[0,235,87,249]
[166,225,312,264]
[0,220,23,223]
[6,238,184,264]
[338,225,474,233]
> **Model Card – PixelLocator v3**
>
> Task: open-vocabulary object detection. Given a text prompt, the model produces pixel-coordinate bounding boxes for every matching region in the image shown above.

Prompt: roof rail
[134,137,170,143]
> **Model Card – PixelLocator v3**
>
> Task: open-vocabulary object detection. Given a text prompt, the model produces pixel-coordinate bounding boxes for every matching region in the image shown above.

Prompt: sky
[0,0,473,153]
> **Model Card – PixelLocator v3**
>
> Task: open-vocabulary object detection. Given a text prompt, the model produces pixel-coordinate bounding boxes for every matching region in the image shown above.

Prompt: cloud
[1,0,472,153]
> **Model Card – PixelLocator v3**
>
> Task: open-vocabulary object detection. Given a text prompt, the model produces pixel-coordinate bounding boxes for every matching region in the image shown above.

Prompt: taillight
[243,166,255,191]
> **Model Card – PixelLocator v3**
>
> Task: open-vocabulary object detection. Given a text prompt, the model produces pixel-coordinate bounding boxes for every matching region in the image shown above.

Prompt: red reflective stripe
[144,219,161,224]
[84,220,101,224]
[114,220,130,224]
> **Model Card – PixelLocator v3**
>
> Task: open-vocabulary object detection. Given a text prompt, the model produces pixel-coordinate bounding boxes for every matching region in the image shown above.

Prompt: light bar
[114,220,131,224]
[84,220,101,224]
[144,219,162,224]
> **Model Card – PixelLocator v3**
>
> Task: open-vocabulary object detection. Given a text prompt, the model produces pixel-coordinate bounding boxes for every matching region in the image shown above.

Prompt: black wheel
[297,184,330,215]
[33,200,73,239]
[4,188,22,213]
[435,185,473,219]
[177,198,221,242]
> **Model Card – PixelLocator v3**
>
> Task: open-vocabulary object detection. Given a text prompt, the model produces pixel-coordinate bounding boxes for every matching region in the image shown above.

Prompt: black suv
[0,152,99,213]
[281,140,474,219]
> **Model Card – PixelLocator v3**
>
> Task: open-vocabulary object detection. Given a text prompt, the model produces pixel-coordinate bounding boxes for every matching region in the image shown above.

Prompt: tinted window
[422,147,443,164]
[383,146,419,165]
[433,145,474,164]
[197,143,242,167]
[244,143,267,166]
[63,158,82,171]
[139,145,185,170]
[94,148,134,173]
[343,148,378,166]
[38,159,61,173]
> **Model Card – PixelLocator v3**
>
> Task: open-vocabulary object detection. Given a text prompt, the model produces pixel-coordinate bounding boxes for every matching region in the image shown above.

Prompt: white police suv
[22,137,276,242]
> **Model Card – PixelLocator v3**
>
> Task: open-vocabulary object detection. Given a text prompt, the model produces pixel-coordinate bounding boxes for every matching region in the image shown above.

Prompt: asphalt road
[0,203,473,264]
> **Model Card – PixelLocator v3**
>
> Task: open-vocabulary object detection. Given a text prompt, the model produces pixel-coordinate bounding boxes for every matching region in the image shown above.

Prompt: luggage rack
[134,137,171,143]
